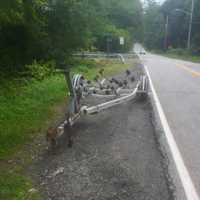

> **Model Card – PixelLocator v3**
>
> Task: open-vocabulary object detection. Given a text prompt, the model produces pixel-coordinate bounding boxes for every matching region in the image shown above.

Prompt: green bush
[95,24,132,53]
[24,60,55,81]
[0,75,66,158]
[167,47,190,56]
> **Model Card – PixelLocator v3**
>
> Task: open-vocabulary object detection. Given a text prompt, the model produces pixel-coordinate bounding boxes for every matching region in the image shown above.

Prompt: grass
[153,49,200,63]
[0,58,131,200]
[0,170,39,200]
[73,59,130,79]
[0,75,67,200]
[164,53,200,63]
[0,75,66,158]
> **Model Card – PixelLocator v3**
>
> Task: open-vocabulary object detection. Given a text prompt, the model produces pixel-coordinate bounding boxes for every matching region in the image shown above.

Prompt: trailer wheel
[136,75,149,101]
[64,114,73,148]
[64,122,73,148]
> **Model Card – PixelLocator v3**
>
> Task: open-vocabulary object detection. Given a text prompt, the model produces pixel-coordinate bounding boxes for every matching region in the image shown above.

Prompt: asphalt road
[138,52,200,199]
[32,59,173,200]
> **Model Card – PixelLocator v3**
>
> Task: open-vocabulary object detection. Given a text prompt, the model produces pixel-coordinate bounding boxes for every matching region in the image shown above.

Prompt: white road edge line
[144,64,199,200]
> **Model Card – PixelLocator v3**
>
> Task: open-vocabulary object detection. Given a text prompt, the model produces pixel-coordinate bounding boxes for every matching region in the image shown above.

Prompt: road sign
[119,37,125,45]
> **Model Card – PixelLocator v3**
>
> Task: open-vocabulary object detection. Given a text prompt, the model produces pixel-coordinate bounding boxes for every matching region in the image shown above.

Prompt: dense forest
[144,0,200,54]
[0,0,143,76]
[1,0,199,76]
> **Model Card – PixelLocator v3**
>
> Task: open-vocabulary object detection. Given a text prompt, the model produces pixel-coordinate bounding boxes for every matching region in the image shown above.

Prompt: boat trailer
[47,68,149,147]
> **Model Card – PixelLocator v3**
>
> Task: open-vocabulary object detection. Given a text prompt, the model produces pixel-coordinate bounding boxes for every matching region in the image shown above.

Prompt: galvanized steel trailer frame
[53,69,148,147]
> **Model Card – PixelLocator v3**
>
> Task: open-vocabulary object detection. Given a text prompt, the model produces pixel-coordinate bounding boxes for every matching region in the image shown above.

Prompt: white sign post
[119,37,125,45]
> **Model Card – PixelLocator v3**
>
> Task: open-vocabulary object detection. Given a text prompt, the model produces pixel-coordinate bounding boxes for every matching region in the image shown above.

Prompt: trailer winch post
[63,68,79,114]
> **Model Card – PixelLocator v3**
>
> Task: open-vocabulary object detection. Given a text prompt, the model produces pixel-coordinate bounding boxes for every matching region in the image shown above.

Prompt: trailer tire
[136,75,149,101]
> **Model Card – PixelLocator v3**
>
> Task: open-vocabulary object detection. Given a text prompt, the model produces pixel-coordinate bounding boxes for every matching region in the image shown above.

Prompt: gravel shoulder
[31,58,174,200]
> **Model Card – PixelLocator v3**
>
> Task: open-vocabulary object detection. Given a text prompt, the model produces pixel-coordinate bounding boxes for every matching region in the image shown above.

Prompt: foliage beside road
[0,170,39,200]
[0,74,66,158]
[143,0,200,54]
[154,48,200,63]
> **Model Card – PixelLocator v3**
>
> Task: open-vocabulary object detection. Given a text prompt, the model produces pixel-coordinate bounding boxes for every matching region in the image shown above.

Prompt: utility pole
[164,15,169,50]
[187,0,194,49]
[106,34,112,56]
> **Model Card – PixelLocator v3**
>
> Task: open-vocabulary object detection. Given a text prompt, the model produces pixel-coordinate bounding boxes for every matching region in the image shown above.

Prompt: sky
[156,0,166,4]
[157,0,166,3]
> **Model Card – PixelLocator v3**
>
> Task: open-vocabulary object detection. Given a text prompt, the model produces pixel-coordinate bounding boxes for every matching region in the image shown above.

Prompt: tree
[143,0,165,49]
[160,0,200,51]
[0,0,48,72]
[0,0,144,75]
[92,0,143,52]
[47,0,93,63]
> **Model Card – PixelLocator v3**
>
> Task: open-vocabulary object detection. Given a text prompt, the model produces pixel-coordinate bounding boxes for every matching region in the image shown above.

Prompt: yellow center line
[175,63,200,77]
